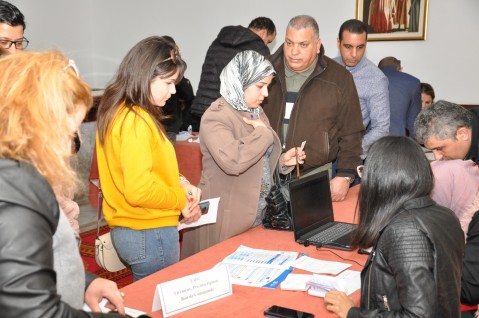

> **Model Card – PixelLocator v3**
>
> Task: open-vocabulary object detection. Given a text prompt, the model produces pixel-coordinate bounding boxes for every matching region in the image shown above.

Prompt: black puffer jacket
[0,159,122,317]
[189,25,270,128]
[348,197,464,318]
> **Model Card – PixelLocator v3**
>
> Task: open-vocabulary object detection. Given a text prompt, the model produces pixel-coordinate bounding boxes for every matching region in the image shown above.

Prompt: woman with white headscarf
[181,50,305,258]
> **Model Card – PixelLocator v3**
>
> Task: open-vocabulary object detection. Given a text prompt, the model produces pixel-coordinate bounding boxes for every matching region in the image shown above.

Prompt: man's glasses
[0,37,29,50]
[159,49,179,65]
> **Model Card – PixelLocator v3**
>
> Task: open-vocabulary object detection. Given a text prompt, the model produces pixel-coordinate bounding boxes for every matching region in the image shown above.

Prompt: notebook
[289,170,357,250]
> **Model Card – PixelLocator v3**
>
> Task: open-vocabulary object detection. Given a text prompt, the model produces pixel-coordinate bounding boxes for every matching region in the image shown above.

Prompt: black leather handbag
[262,169,293,231]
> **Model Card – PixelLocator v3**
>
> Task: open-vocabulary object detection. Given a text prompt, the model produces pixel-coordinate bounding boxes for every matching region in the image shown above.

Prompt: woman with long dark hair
[325,136,464,317]
[96,36,202,281]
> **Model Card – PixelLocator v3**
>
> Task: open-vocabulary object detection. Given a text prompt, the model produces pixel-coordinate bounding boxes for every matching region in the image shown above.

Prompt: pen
[295,148,300,177]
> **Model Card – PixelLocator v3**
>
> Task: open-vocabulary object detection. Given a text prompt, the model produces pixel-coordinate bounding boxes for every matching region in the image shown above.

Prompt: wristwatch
[342,176,354,184]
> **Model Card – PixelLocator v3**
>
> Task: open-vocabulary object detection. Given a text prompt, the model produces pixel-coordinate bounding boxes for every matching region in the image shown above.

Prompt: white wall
[10,0,479,104]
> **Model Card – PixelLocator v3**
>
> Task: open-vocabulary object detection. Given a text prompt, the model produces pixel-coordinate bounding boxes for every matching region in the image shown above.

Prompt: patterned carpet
[79,226,133,288]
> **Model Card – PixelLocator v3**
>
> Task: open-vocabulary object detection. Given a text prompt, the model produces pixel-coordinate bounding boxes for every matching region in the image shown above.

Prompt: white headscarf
[220,50,275,115]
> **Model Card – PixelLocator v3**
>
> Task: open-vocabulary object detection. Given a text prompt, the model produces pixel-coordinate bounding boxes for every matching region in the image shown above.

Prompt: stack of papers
[83,298,147,317]
[279,256,361,297]
[292,256,351,275]
[308,270,361,297]
[280,274,311,291]
[216,246,298,288]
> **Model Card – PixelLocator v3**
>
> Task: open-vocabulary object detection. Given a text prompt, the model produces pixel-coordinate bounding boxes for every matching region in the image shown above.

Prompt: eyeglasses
[357,165,364,179]
[0,37,29,50]
[159,49,179,65]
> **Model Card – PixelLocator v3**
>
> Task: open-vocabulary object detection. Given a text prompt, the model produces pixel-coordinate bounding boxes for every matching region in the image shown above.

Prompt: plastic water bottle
[187,125,192,134]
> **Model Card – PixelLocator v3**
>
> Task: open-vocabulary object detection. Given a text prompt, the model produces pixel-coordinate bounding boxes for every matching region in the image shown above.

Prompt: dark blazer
[462,211,479,305]
[381,66,421,137]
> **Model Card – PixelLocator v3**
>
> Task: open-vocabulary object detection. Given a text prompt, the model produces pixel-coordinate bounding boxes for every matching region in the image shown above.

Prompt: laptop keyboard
[308,223,355,244]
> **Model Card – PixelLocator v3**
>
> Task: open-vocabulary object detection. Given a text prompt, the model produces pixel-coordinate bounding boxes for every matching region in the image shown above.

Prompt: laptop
[289,170,357,250]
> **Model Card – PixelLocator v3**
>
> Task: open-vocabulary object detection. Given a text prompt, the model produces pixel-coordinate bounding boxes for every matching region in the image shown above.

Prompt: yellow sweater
[96,105,186,230]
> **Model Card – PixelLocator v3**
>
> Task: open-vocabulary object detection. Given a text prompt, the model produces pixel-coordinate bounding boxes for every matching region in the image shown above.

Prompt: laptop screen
[289,170,335,241]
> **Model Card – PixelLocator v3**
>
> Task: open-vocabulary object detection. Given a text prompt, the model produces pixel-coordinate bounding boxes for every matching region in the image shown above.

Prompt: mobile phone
[199,201,210,215]
[179,201,210,221]
[264,305,314,318]
[358,248,371,255]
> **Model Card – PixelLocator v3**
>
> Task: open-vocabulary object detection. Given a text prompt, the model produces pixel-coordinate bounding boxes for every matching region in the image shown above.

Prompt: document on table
[280,273,311,291]
[308,270,361,297]
[215,245,298,288]
[83,298,147,317]
[177,197,220,231]
[292,256,351,275]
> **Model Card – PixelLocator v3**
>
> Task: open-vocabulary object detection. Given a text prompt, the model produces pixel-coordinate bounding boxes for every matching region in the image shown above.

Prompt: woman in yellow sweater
[96,36,202,281]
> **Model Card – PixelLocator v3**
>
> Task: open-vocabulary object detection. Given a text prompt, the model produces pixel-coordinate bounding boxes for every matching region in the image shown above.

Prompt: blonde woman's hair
[0,51,92,197]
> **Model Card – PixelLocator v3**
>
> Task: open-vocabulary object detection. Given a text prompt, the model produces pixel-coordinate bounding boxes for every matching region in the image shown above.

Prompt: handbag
[94,183,126,272]
[262,169,294,231]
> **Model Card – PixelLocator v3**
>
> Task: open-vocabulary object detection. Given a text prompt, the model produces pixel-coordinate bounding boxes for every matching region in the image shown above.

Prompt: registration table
[121,186,365,317]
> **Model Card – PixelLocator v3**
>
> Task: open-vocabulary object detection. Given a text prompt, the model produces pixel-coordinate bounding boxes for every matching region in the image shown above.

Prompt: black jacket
[466,108,479,164]
[163,77,195,134]
[0,159,122,317]
[462,211,479,305]
[348,197,464,318]
[189,25,270,129]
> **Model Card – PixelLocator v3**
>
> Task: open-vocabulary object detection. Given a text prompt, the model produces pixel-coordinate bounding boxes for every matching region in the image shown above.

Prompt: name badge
[152,265,232,316]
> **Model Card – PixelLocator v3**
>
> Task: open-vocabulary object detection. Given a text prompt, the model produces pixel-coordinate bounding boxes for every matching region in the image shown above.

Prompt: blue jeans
[110,226,179,281]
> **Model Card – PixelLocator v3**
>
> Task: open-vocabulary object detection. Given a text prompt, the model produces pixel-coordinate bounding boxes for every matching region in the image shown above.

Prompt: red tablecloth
[121,186,364,317]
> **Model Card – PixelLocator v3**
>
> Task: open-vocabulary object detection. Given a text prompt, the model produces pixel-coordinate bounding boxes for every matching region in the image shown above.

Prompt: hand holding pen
[280,146,306,167]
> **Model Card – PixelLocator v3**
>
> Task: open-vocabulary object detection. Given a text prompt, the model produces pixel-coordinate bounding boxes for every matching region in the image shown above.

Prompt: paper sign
[177,198,220,231]
[152,264,232,316]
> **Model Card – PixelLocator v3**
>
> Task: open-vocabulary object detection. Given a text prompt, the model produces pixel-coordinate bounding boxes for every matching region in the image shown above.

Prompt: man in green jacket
[263,15,364,202]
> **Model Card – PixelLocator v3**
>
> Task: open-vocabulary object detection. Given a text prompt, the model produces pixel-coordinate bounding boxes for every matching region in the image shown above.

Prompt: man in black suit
[378,56,421,137]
